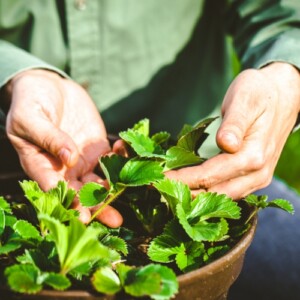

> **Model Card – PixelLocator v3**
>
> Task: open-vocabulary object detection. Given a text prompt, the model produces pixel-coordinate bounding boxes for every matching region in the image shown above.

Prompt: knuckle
[247,152,267,171]
[257,168,273,189]
[40,134,58,153]
[196,175,214,189]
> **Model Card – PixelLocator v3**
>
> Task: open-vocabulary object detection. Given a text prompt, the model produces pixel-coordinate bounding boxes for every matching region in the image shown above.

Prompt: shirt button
[74,0,87,11]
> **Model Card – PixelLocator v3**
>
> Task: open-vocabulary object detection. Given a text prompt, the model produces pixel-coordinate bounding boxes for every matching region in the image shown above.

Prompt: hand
[166,62,300,199]
[4,69,123,227]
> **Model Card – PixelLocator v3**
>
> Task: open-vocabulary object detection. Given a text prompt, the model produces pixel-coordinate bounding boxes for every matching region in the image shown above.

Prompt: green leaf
[151,132,171,145]
[0,241,22,254]
[154,179,191,215]
[123,265,161,297]
[20,180,76,222]
[203,245,230,264]
[0,196,12,213]
[13,220,42,241]
[120,130,166,159]
[37,194,77,222]
[148,265,178,300]
[188,193,241,221]
[79,182,109,207]
[20,180,76,210]
[134,264,178,300]
[4,214,18,227]
[39,214,115,274]
[16,249,54,272]
[101,235,128,256]
[89,221,109,238]
[177,208,225,242]
[116,263,133,286]
[44,272,71,290]
[147,219,207,272]
[92,267,122,295]
[176,193,240,242]
[268,199,294,214]
[144,264,178,300]
[177,124,194,140]
[244,194,268,209]
[19,180,44,202]
[99,155,127,186]
[116,263,178,300]
[69,261,96,280]
[148,219,188,263]
[176,117,217,152]
[148,234,184,263]
[165,146,203,170]
[132,118,150,136]
[48,181,76,209]
[244,194,294,215]
[175,241,205,272]
[0,209,5,236]
[120,159,164,186]
[5,264,42,294]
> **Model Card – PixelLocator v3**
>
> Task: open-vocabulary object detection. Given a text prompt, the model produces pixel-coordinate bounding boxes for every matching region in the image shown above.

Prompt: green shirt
[1,0,300,143]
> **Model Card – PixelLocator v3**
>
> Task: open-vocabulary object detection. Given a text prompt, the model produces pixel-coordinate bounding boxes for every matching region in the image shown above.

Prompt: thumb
[10,117,80,167]
[216,111,249,154]
[39,124,79,167]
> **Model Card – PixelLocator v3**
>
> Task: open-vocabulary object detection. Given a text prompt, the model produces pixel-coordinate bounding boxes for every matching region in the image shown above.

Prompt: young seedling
[0,118,294,299]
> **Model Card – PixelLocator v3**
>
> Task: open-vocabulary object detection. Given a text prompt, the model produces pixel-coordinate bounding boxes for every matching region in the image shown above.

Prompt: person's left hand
[166,62,300,199]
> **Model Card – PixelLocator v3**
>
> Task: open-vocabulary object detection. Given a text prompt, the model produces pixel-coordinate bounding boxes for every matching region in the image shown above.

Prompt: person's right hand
[4,69,122,227]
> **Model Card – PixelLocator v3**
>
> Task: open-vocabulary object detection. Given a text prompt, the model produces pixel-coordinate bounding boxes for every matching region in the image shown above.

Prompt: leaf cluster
[0,118,294,299]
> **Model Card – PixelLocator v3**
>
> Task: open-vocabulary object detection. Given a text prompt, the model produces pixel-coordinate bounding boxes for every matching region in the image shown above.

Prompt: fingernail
[222,131,239,147]
[58,148,71,165]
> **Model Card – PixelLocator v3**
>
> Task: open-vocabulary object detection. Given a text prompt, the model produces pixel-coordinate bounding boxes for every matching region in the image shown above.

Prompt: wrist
[260,62,300,112]
[11,68,62,84]
[2,69,63,111]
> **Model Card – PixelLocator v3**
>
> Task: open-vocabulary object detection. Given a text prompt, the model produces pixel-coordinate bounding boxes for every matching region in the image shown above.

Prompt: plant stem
[89,187,126,223]
[245,207,259,224]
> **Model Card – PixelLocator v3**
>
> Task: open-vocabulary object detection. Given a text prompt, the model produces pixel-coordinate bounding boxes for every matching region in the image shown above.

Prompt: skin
[4,69,123,227]
[3,62,300,227]
[166,62,300,199]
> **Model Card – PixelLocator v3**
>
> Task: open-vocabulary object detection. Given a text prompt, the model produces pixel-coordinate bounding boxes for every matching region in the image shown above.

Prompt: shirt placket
[65,0,102,101]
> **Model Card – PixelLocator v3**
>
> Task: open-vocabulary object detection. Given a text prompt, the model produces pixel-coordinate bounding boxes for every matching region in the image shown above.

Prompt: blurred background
[275,129,300,194]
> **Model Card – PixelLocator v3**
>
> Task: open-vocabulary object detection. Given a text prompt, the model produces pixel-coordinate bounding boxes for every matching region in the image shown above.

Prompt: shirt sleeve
[0,39,69,88]
[0,40,70,132]
[225,0,300,70]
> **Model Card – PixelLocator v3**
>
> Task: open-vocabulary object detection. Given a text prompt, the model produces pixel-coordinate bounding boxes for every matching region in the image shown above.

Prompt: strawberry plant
[0,118,294,299]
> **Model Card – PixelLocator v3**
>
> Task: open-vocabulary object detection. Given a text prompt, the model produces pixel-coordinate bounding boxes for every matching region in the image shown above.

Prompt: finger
[216,75,265,154]
[91,204,123,228]
[216,108,252,154]
[70,195,93,225]
[206,171,272,200]
[7,115,79,168]
[166,129,269,193]
[16,143,67,191]
[112,139,129,157]
[165,152,246,190]
[81,172,104,184]
[80,173,110,190]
